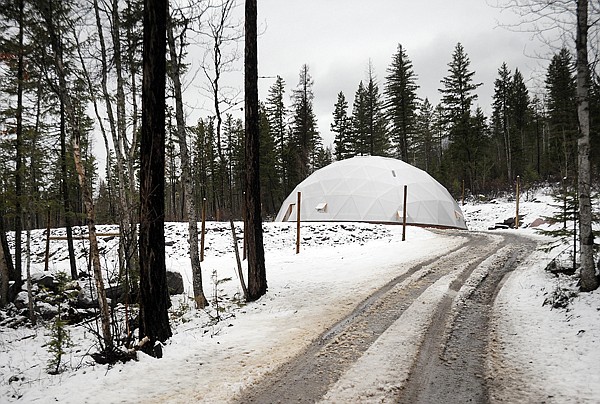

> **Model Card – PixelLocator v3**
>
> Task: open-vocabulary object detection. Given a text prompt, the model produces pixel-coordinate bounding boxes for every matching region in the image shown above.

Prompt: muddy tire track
[235,232,523,403]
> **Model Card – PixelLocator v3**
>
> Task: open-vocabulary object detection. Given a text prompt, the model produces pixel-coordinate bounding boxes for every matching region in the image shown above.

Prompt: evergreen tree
[265,76,288,188]
[244,0,267,301]
[364,66,389,156]
[510,68,533,180]
[139,0,172,355]
[351,81,369,155]
[492,62,513,181]
[439,42,483,193]
[545,48,577,179]
[413,98,437,172]
[350,67,389,157]
[259,103,280,215]
[385,44,419,161]
[331,91,352,160]
[289,64,321,183]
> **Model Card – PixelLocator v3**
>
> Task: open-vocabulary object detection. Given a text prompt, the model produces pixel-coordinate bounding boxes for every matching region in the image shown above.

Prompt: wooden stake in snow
[402,185,407,241]
[44,206,50,272]
[296,191,301,254]
[515,175,520,229]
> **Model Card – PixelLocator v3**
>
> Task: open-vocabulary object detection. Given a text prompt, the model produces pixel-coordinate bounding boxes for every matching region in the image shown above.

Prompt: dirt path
[234,232,537,403]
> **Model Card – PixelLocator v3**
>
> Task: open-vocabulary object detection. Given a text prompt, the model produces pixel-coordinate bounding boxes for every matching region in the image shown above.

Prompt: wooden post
[515,175,520,229]
[402,185,407,241]
[296,191,301,254]
[200,198,206,262]
[44,205,51,272]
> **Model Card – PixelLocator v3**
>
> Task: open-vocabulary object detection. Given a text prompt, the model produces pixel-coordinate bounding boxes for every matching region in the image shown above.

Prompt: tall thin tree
[575,0,598,291]
[385,44,419,161]
[139,0,172,355]
[245,0,266,301]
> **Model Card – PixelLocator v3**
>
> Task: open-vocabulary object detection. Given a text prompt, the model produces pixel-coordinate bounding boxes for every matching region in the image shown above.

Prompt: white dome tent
[275,156,467,230]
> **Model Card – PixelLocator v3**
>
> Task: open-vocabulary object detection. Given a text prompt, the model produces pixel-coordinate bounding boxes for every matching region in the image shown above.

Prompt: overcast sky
[251,0,549,148]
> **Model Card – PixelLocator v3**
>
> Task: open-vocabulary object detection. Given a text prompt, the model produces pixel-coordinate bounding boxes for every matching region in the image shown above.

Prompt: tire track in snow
[396,234,537,404]
[236,232,504,403]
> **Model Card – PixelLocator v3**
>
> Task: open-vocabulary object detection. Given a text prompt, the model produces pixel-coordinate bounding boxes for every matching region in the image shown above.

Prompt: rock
[529,217,548,228]
[105,284,126,303]
[30,273,58,291]
[166,270,184,295]
[77,287,98,309]
[36,301,59,320]
[14,291,29,310]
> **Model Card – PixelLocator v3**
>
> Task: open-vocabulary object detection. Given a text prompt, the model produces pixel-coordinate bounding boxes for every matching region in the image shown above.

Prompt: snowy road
[235,232,538,403]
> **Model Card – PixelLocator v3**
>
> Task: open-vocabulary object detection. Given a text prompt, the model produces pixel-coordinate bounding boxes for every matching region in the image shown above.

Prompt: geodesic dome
[275,156,467,230]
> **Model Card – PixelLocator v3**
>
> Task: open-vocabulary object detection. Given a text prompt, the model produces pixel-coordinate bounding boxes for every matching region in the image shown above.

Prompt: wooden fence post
[296,191,301,254]
[402,185,407,241]
[515,176,520,229]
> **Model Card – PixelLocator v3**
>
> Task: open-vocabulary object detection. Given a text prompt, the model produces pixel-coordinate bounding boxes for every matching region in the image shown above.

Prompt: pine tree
[259,103,281,215]
[289,64,321,183]
[492,62,513,181]
[510,68,532,179]
[265,76,288,186]
[545,48,578,179]
[413,98,437,172]
[350,67,389,157]
[331,91,352,160]
[439,43,483,192]
[139,0,172,356]
[385,44,419,161]
[244,0,267,302]
[351,81,369,155]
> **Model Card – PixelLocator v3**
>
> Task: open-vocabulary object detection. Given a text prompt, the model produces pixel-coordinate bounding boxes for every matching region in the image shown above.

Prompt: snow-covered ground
[1,187,599,403]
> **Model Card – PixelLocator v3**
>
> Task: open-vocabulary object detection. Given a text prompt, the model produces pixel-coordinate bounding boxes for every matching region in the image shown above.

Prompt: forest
[1,0,600,358]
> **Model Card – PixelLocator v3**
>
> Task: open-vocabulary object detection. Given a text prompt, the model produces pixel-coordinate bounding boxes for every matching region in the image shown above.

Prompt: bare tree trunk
[112,0,140,282]
[139,0,171,356]
[91,0,139,295]
[0,215,14,303]
[576,0,598,292]
[25,222,35,325]
[59,98,78,280]
[167,16,208,308]
[244,0,267,301]
[13,0,24,291]
[0,216,9,307]
[73,138,114,354]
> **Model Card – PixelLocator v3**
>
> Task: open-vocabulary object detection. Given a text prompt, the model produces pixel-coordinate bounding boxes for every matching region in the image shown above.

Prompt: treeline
[332,43,600,196]
[2,1,600,238]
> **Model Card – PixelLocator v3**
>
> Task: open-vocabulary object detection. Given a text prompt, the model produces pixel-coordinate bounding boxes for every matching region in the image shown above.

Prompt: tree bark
[0,215,14,303]
[13,0,24,291]
[167,16,208,308]
[73,137,113,353]
[244,0,267,301]
[139,0,172,354]
[0,216,9,307]
[42,0,113,350]
[576,0,598,291]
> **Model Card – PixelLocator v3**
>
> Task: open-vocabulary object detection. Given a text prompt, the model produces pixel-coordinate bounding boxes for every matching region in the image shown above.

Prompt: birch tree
[496,0,599,290]
[575,0,598,291]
